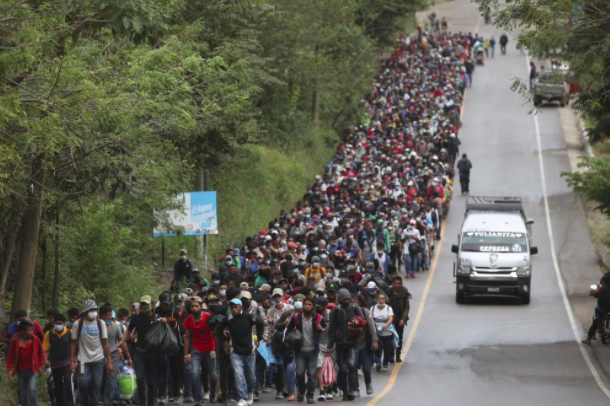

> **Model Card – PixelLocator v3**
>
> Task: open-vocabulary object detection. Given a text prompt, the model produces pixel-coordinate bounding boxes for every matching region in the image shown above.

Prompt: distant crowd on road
[6,16,486,406]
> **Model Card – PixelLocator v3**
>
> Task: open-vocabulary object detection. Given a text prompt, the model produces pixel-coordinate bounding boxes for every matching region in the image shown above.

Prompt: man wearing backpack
[286,297,327,403]
[117,295,167,406]
[100,304,133,406]
[70,300,113,406]
[326,289,363,401]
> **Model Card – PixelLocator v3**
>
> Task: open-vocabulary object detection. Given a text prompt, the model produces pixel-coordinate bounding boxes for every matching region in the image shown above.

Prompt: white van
[451,197,538,304]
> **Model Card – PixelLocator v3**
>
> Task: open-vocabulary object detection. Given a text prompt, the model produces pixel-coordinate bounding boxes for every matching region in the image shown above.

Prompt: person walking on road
[529,62,537,91]
[490,36,496,58]
[499,33,508,54]
[464,59,475,88]
[457,153,473,194]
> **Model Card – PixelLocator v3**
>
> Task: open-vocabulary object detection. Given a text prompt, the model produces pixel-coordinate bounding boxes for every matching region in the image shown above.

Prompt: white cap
[367,281,376,289]
[240,291,252,299]
[433,177,439,182]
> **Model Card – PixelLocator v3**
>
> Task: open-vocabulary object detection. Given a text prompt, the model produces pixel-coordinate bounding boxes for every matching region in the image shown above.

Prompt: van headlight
[457,265,471,275]
[517,266,531,276]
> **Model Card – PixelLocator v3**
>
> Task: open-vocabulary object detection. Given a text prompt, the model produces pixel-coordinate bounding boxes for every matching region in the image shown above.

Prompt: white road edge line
[525,51,610,398]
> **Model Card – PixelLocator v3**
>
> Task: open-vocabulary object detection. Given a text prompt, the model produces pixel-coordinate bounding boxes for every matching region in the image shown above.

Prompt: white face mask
[88,311,97,319]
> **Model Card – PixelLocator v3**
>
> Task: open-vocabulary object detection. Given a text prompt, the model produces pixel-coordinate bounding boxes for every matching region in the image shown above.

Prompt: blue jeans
[285,357,296,395]
[335,344,358,394]
[404,253,418,276]
[422,241,430,270]
[356,349,373,390]
[191,350,217,401]
[134,351,159,406]
[18,370,39,406]
[230,353,256,400]
[295,350,317,398]
[183,361,193,399]
[103,353,120,406]
[76,360,104,406]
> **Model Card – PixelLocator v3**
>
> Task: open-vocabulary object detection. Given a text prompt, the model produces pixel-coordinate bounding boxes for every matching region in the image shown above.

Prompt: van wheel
[560,100,565,107]
[566,96,570,106]
[522,286,531,305]
[533,97,541,106]
[456,290,466,304]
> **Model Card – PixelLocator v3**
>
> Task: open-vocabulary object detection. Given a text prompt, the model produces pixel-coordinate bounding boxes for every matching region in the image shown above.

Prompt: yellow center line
[365,14,480,406]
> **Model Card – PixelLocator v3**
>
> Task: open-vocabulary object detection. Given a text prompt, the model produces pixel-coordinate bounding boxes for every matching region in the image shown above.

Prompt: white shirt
[401,228,421,252]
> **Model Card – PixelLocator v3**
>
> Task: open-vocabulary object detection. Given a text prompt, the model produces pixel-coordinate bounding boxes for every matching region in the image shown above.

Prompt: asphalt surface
[170,1,610,404]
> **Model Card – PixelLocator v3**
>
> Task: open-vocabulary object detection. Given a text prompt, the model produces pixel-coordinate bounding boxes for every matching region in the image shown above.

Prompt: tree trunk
[40,225,47,314]
[194,161,205,266]
[11,155,45,315]
[51,210,60,309]
[312,84,319,127]
[0,234,17,305]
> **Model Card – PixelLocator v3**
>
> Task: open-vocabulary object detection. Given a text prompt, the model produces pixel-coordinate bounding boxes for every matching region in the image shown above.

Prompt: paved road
[359,1,610,405]
[167,1,610,405]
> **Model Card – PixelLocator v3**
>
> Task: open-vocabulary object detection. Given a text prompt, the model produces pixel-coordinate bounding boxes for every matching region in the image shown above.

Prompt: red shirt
[17,340,33,371]
[183,313,215,353]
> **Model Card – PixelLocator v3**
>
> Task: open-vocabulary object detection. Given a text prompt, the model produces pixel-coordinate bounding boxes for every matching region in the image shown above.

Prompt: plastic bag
[285,328,303,348]
[145,322,179,354]
[257,341,280,368]
[321,355,336,387]
[119,367,137,399]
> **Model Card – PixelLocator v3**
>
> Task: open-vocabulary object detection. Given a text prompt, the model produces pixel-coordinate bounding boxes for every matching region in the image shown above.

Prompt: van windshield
[461,231,527,253]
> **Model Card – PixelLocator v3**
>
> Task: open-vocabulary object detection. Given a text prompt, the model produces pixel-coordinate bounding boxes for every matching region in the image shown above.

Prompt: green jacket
[386,286,411,323]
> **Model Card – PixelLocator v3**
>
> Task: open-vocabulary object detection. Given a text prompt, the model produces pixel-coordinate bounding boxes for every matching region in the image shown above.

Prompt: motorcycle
[589,284,610,344]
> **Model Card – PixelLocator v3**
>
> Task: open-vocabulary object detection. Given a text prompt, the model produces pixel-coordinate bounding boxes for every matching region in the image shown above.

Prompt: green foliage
[563,157,610,216]
[0,0,427,312]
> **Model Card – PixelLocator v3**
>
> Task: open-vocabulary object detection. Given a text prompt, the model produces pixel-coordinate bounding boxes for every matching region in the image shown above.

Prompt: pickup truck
[533,71,570,107]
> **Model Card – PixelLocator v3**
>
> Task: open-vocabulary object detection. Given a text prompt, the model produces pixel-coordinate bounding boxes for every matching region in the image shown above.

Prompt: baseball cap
[365,261,375,268]
[240,291,252,300]
[139,295,152,305]
[260,284,272,292]
[185,288,194,294]
[272,288,284,297]
[367,281,376,289]
[409,219,417,225]
[240,282,249,289]
[229,298,243,306]
[174,293,185,302]
[190,296,203,303]
[315,284,325,293]
[327,282,338,292]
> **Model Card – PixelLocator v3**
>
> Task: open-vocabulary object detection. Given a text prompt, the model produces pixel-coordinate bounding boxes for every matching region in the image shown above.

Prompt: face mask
[348,265,355,271]
[377,301,386,307]
[177,303,185,309]
[313,247,319,251]
[294,269,300,274]
[119,320,126,325]
[88,311,97,319]
[299,261,306,266]
[340,278,347,284]
[16,320,22,326]
[242,300,251,309]
[275,302,283,309]
[274,223,280,228]
[105,319,112,325]
[214,280,220,285]
[181,255,187,260]
[341,301,350,309]
[294,301,303,310]
[321,255,327,260]
[209,305,219,313]
[54,325,64,333]
[408,225,414,230]
[313,263,320,268]
[219,290,226,297]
